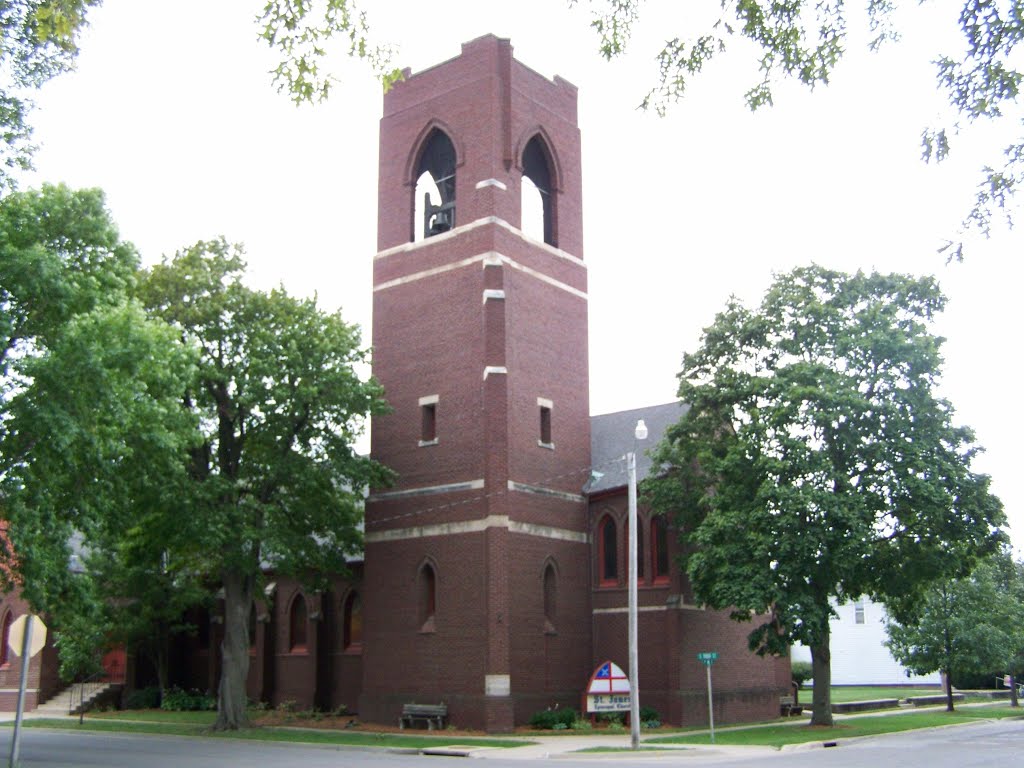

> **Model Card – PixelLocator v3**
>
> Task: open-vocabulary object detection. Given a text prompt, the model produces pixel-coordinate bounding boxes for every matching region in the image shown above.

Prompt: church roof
[586,401,688,495]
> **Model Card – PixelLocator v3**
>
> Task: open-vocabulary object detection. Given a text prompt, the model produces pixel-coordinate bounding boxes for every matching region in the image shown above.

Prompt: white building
[792,598,942,686]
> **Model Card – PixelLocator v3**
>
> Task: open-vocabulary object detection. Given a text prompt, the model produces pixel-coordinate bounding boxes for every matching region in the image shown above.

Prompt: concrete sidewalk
[424,734,776,761]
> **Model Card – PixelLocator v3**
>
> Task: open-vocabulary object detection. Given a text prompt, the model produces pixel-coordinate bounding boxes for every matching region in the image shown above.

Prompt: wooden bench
[399,703,448,730]
[780,695,803,716]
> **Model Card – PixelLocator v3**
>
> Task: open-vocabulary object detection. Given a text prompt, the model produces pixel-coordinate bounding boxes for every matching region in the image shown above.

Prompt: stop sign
[7,614,47,659]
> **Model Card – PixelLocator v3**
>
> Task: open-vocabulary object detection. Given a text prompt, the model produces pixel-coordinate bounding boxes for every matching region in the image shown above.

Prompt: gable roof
[585,401,688,495]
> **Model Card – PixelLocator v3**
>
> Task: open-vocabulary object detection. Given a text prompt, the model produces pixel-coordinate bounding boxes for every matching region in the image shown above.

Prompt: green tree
[886,553,1024,710]
[0,1,100,187]
[1,183,149,609]
[2,299,196,629]
[643,265,1005,726]
[82,498,210,694]
[258,0,399,103]
[138,239,391,730]
[1,183,137,418]
[1,183,202,691]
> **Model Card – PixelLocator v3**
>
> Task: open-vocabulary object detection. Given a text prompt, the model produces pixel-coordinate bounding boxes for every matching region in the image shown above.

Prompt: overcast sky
[22,0,1023,548]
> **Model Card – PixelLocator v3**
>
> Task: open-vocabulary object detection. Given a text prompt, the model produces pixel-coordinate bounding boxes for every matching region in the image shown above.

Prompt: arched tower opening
[413,128,456,242]
[521,134,556,247]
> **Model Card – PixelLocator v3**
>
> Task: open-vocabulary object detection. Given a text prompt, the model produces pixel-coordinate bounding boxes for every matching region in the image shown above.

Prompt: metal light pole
[627,419,648,750]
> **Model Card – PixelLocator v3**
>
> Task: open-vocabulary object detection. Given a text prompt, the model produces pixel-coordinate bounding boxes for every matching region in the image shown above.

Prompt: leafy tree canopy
[0,1,100,187]
[258,0,400,103]
[138,239,391,729]
[644,264,1005,725]
[0,183,137,391]
[1,184,195,678]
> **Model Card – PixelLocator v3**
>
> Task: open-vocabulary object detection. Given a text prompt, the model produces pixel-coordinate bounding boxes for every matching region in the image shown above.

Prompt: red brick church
[0,35,788,731]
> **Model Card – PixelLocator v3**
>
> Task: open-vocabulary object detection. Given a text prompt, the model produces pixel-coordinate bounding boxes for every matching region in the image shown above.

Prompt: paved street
[0,717,1020,767]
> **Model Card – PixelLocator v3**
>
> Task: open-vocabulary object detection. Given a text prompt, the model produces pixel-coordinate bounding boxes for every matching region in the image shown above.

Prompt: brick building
[1,35,789,730]
[352,34,788,731]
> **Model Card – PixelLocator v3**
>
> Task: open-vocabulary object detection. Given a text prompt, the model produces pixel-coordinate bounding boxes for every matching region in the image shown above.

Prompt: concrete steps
[35,682,121,715]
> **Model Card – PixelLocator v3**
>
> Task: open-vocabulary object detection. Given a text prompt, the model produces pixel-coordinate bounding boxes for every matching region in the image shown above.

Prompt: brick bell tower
[360,35,592,732]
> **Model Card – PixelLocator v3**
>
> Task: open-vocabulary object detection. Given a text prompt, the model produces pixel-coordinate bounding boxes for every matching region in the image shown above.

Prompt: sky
[21,0,1023,547]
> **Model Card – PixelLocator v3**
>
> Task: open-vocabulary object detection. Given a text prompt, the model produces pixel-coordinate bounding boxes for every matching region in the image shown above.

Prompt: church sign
[584,660,631,713]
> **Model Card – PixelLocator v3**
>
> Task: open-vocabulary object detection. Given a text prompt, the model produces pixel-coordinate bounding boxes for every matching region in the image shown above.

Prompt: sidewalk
[421,734,777,761]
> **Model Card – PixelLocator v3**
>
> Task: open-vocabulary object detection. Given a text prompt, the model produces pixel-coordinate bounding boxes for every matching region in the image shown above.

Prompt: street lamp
[627,418,648,749]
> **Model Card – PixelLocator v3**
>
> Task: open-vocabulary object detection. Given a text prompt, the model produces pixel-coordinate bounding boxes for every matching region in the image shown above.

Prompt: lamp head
[635,419,648,441]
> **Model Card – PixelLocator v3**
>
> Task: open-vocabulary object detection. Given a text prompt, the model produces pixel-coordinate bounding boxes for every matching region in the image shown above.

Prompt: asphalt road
[0,718,1020,767]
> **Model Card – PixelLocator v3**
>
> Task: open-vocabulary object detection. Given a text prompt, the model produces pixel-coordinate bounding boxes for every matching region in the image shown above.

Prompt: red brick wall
[0,589,61,712]
[172,572,363,713]
[588,491,790,726]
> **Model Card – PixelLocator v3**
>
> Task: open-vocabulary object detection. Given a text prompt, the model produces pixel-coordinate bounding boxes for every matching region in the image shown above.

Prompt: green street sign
[697,651,718,665]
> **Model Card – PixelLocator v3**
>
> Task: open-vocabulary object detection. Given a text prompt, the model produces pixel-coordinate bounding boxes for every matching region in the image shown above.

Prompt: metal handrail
[70,668,107,724]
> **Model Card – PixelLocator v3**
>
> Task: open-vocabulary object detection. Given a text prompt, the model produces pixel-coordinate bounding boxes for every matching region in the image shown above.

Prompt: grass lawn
[649,705,1024,748]
[8,714,529,750]
[89,709,218,725]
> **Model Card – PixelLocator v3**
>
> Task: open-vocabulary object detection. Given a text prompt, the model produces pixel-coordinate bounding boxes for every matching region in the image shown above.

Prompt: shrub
[160,687,216,711]
[791,661,813,689]
[639,706,660,722]
[123,686,160,710]
[529,707,578,730]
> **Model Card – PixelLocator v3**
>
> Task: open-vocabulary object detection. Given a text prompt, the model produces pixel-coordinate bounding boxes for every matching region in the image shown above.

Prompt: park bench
[780,695,803,716]
[399,702,448,730]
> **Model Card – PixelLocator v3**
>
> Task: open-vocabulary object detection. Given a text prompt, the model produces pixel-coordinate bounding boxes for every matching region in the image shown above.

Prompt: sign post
[8,614,47,768]
[697,652,718,744]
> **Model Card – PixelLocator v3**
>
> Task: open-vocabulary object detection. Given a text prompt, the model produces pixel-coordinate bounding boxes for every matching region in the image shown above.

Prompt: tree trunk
[944,668,955,712]
[214,569,253,730]
[809,624,833,726]
[1009,675,1018,708]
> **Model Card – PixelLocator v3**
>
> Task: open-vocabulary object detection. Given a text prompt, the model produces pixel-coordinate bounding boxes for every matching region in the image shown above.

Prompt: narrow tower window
[599,515,618,585]
[521,135,555,246]
[343,591,363,651]
[289,594,308,652]
[419,395,438,446]
[652,514,670,582]
[413,129,456,241]
[543,563,557,633]
[537,397,553,448]
[418,562,437,631]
